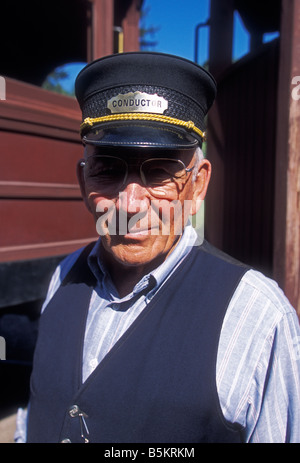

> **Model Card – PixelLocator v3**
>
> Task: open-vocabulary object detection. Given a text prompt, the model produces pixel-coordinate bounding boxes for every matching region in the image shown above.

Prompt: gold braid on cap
[80,113,206,141]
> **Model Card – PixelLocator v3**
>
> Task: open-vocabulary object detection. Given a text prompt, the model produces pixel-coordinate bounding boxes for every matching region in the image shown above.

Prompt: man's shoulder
[58,246,88,279]
[41,241,97,312]
[198,240,249,268]
[228,268,297,334]
[241,269,295,315]
[197,241,296,319]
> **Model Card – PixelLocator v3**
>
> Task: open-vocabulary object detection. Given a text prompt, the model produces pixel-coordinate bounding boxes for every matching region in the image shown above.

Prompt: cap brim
[82,122,200,150]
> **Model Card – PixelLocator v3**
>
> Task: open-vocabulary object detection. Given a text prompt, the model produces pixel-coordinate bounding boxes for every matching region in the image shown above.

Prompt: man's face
[77,145,211,271]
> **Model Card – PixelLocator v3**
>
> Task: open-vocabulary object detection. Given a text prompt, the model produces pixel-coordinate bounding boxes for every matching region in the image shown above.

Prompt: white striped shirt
[15,225,300,443]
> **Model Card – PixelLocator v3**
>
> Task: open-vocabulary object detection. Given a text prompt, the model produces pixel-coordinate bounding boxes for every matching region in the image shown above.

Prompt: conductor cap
[75,52,217,150]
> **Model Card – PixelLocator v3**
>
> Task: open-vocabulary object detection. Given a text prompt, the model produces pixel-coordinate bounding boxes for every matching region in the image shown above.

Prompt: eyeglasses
[80,155,195,198]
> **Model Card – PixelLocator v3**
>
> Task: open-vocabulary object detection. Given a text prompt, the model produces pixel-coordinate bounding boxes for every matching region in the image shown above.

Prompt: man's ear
[190,159,211,215]
[76,159,92,213]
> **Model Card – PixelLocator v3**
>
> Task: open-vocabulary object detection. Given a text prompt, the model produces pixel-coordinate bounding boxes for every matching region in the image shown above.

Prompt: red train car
[0,0,143,417]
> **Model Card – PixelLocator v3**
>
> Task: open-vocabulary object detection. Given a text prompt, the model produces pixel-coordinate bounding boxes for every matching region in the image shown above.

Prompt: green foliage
[42,68,74,97]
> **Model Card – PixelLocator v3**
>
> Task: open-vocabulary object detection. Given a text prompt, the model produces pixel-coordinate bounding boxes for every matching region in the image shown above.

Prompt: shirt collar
[87,222,200,301]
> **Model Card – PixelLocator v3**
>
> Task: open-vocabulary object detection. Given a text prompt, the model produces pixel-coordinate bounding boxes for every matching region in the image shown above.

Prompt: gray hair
[192,146,204,182]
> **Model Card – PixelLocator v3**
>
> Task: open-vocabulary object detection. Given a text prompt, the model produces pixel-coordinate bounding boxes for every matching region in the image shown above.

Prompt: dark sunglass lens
[85,156,126,191]
[142,159,185,185]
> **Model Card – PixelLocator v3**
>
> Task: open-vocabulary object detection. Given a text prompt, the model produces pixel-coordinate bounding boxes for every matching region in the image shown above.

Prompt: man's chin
[100,232,181,272]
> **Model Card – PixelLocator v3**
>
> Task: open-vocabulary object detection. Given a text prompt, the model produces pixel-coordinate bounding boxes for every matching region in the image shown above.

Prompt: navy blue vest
[27,241,247,443]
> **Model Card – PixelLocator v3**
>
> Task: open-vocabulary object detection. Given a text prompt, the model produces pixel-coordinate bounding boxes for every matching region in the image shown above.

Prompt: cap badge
[107,91,168,115]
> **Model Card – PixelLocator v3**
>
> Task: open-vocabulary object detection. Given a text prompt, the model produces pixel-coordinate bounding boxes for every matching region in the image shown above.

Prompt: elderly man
[18,53,300,443]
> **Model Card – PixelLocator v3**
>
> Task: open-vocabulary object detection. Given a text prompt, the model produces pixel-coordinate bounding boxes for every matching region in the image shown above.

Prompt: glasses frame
[79,155,195,195]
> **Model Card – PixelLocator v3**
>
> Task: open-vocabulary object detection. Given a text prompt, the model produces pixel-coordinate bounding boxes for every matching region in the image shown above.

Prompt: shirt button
[89,358,98,369]
[60,438,72,443]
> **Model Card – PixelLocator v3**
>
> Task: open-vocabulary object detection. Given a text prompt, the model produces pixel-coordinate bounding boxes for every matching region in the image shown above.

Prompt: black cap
[75,52,217,150]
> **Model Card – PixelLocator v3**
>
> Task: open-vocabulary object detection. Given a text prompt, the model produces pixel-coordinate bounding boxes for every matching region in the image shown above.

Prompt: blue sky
[141,0,279,63]
[57,0,279,94]
[141,0,211,63]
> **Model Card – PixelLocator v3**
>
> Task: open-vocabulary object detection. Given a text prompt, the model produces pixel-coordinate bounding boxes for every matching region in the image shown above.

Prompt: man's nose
[117,174,149,215]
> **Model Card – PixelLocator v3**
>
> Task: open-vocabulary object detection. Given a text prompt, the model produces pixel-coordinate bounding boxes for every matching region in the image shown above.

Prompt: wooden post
[205,0,234,248]
[90,0,114,59]
[122,0,141,52]
[209,0,234,79]
[274,0,300,315]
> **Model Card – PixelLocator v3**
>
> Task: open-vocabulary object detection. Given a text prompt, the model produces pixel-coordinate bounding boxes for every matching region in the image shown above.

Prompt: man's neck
[101,251,167,298]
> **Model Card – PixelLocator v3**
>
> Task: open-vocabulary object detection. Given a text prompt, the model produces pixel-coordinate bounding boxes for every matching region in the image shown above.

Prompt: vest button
[60,438,72,443]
